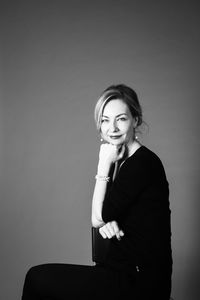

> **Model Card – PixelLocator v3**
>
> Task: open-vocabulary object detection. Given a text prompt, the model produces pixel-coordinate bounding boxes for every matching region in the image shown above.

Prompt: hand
[99,221,124,241]
[98,144,126,174]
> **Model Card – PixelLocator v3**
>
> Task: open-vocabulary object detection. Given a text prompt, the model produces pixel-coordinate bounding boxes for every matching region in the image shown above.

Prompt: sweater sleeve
[102,153,150,222]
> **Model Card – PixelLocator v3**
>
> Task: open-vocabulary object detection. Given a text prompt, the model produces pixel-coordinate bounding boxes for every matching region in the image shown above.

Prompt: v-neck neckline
[119,145,145,170]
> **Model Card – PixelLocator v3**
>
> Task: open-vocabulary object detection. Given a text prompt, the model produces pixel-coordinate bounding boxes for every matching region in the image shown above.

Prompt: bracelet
[95,175,110,182]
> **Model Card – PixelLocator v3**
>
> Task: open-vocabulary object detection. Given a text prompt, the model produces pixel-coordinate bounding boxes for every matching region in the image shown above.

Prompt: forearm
[92,143,124,228]
[91,180,107,227]
[91,163,110,228]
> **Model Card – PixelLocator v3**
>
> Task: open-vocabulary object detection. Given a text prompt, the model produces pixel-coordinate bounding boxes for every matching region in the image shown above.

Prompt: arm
[101,149,160,222]
[91,174,124,240]
[91,143,114,227]
[102,157,147,222]
[91,173,109,228]
[91,144,125,237]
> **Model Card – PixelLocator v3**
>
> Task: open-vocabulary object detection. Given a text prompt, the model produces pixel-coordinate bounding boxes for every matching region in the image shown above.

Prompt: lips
[109,135,122,139]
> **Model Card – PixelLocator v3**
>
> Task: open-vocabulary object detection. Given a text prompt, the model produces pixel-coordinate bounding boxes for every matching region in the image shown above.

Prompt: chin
[108,139,124,145]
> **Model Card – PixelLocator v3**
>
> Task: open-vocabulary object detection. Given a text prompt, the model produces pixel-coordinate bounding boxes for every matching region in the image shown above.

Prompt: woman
[21,84,172,300]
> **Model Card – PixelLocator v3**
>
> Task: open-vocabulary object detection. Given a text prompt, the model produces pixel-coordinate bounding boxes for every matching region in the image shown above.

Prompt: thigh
[22,263,120,300]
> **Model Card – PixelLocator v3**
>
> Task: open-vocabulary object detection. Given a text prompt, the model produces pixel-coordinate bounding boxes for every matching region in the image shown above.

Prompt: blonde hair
[94,84,143,132]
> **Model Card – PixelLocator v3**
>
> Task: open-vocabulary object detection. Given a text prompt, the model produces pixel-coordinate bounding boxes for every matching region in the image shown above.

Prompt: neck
[118,139,141,170]
[127,139,141,157]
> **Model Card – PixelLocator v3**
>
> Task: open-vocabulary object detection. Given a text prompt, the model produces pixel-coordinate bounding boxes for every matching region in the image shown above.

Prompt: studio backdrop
[1,1,200,299]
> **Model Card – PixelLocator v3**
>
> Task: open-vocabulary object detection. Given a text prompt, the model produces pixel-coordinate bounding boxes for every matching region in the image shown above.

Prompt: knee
[24,267,34,287]
[22,266,39,299]
[24,265,43,290]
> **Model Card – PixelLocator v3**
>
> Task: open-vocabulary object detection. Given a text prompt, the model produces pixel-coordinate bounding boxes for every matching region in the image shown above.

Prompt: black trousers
[21,263,172,300]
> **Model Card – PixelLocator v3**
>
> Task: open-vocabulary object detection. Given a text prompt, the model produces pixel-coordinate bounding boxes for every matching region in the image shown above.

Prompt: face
[100,99,137,146]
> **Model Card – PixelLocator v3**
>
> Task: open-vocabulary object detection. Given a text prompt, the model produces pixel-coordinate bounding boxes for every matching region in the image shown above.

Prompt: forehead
[103,99,130,116]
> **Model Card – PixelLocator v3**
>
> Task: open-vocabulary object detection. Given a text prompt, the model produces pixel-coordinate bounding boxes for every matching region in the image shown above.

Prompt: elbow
[91,215,104,228]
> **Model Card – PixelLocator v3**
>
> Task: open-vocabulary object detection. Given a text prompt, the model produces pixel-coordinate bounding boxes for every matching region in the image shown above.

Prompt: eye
[101,118,109,123]
[118,117,127,121]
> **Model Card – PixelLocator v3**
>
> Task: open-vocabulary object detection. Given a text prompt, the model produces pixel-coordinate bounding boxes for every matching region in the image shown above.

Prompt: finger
[111,221,121,240]
[105,222,116,238]
[99,227,107,239]
[100,225,112,239]
[112,222,125,240]
[119,230,124,237]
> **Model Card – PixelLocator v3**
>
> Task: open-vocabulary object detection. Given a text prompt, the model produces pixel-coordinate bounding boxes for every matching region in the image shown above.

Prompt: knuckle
[106,222,111,229]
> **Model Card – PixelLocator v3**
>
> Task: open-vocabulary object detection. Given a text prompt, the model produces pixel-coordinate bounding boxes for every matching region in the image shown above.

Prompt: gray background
[1,1,200,299]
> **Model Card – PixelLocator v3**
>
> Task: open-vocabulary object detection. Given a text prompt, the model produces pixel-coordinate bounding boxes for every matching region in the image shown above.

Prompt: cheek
[100,124,108,134]
[100,128,106,138]
[125,125,134,136]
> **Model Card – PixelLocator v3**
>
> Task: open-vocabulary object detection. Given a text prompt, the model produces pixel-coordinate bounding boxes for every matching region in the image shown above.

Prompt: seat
[91,227,110,264]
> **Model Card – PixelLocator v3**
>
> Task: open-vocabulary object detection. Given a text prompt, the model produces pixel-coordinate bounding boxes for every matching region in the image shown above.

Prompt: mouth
[109,135,122,140]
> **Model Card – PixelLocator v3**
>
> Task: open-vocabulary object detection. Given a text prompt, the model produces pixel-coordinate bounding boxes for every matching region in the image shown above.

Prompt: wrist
[95,175,110,182]
[97,161,111,176]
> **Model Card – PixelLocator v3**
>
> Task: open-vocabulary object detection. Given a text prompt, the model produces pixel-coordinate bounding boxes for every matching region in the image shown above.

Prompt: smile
[109,135,122,139]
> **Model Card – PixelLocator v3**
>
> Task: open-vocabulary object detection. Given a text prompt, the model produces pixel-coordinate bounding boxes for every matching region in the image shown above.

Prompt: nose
[109,120,118,132]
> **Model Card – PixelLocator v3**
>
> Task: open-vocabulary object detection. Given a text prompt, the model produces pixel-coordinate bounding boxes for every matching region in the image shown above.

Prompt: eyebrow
[102,113,128,118]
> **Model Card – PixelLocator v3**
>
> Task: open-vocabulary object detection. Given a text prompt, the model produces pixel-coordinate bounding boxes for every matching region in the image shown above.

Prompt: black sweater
[102,146,172,273]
